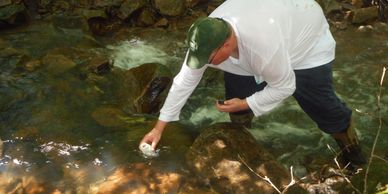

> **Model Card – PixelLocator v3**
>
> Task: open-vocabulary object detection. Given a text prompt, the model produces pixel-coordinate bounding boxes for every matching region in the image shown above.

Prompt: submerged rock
[91,106,145,128]
[41,54,77,75]
[186,123,308,194]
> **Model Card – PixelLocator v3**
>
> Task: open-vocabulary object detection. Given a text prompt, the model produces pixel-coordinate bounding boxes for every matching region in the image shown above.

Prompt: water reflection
[39,141,89,156]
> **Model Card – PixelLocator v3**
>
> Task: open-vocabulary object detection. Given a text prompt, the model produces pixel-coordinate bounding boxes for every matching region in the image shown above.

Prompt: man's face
[208,41,233,65]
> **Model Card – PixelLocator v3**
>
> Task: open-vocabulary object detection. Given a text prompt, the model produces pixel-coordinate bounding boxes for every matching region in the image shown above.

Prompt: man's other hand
[215,98,249,113]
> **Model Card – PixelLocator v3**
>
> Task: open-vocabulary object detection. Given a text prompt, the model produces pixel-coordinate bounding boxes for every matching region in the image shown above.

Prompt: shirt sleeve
[159,53,207,122]
[246,42,296,116]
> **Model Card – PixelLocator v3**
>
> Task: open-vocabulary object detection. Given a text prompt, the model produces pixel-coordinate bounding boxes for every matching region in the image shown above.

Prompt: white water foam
[107,39,169,70]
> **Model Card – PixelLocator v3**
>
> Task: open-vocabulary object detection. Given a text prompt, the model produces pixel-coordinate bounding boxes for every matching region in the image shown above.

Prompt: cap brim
[186,50,208,69]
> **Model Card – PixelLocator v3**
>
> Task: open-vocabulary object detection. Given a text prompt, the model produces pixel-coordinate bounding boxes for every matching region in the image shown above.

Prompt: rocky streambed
[0,0,387,193]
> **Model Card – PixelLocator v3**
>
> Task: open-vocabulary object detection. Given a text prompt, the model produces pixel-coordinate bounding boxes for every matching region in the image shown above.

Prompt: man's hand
[216,98,250,113]
[139,128,162,150]
[139,120,167,150]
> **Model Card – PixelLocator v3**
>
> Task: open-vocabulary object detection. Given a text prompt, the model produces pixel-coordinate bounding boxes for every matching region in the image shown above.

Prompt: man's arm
[139,54,207,149]
[158,63,207,121]
[246,43,296,116]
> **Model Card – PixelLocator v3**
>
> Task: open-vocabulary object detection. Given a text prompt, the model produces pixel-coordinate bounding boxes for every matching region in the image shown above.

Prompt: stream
[0,20,387,193]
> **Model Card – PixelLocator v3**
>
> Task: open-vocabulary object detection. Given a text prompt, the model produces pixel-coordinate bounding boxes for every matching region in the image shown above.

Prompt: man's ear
[223,38,231,48]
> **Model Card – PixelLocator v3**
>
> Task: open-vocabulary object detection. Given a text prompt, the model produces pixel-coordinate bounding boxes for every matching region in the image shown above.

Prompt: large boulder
[186,123,308,194]
[116,63,172,114]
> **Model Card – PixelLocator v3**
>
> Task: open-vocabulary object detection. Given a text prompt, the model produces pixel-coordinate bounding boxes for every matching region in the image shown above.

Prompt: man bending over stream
[140,0,366,170]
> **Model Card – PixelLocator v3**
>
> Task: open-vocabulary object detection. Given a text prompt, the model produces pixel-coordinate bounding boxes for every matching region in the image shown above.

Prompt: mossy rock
[186,123,308,194]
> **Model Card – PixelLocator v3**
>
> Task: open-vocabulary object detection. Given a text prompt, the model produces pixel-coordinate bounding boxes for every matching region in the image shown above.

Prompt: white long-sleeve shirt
[159,0,336,122]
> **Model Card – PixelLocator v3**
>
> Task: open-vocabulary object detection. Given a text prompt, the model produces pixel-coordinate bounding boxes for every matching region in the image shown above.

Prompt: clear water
[0,21,387,192]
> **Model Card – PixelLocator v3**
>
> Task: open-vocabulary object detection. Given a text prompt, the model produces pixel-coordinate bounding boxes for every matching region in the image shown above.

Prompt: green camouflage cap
[186,17,230,69]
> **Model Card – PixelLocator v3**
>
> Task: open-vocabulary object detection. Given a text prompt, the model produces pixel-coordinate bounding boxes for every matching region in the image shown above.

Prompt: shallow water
[0,21,387,192]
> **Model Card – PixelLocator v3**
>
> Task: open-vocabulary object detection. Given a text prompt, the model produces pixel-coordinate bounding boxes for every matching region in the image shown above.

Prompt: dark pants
[224,61,352,134]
